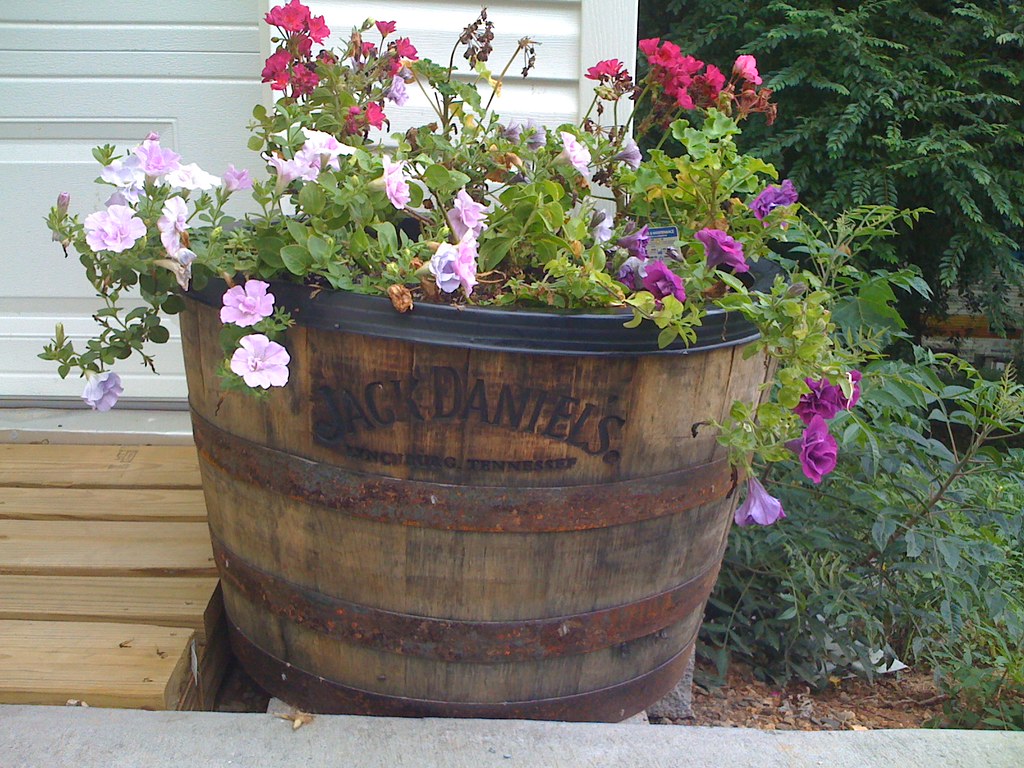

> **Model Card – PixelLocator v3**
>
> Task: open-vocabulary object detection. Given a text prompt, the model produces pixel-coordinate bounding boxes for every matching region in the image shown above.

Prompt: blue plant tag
[647,226,679,260]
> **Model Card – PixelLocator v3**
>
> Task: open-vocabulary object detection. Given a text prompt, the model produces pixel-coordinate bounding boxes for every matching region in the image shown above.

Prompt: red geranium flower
[307,15,330,44]
[585,59,625,81]
[365,102,386,129]
[265,0,310,33]
[375,20,397,36]
[393,37,418,60]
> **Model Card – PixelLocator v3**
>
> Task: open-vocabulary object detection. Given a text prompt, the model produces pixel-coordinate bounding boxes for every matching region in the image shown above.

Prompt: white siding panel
[0,1,262,402]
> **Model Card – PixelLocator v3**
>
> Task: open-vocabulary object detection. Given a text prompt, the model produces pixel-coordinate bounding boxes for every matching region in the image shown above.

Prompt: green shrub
[640,1,1024,332]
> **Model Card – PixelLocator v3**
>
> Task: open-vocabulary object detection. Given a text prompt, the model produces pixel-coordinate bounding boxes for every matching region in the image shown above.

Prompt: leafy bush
[640,0,1024,331]
[702,351,1024,728]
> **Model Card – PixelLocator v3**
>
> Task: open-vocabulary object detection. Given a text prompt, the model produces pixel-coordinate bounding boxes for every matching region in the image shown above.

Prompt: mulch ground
[655,661,947,730]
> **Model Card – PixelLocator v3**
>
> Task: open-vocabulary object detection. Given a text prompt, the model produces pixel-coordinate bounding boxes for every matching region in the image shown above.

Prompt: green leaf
[422,164,451,191]
[246,135,264,152]
[149,325,170,344]
[285,219,308,246]
[281,244,311,275]
[478,236,515,272]
[307,234,331,262]
[298,183,326,215]
[937,538,962,570]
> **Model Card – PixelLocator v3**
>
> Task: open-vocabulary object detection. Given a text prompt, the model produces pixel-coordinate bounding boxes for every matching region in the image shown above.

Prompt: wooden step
[0,444,201,488]
[0,619,195,709]
[0,575,220,640]
[0,487,208,522]
[0,520,216,577]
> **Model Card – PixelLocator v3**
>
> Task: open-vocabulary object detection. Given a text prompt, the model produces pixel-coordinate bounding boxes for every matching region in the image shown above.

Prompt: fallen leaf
[275,712,314,731]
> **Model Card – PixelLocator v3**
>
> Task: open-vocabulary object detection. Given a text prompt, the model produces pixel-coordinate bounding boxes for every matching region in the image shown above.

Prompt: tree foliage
[640,1,1024,332]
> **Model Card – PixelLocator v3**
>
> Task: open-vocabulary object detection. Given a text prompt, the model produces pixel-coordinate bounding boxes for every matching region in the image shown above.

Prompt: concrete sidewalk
[2,705,1022,768]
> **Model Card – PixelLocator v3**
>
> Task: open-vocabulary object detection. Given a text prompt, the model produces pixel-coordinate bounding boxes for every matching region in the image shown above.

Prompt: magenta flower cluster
[221,280,291,389]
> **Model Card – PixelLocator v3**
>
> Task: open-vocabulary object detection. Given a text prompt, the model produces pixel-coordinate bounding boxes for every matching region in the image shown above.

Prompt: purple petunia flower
[157,196,189,256]
[220,280,275,327]
[793,371,863,424]
[788,415,838,484]
[229,334,290,389]
[617,255,647,291]
[524,120,547,151]
[501,119,524,142]
[222,164,253,192]
[734,477,786,527]
[617,223,650,259]
[750,179,798,221]
[696,228,749,273]
[81,371,123,412]
[641,260,687,304]
[614,137,642,170]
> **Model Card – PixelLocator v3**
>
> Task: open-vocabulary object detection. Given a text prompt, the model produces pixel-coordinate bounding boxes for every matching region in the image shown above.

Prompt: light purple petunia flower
[614,137,642,170]
[558,131,592,179]
[220,280,275,327]
[501,119,524,142]
[641,260,687,304]
[734,477,786,527]
[100,156,146,204]
[380,155,411,210]
[429,242,462,294]
[133,138,181,178]
[696,228,749,273]
[268,155,317,192]
[297,129,354,174]
[750,179,799,221]
[229,334,290,389]
[81,371,123,412]
[385,75,409,106]
[447,189,488,241]
[157,196,189,256]
[787,415,838,484]
[56,192,70,217]
[590,210,613,243]
[222,164,253,193]
[524,120,547,151]
[84,205,147,253]
[166,163,220,191]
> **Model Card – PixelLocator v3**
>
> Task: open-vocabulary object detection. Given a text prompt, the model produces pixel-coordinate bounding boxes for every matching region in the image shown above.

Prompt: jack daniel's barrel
[180,265,772,721]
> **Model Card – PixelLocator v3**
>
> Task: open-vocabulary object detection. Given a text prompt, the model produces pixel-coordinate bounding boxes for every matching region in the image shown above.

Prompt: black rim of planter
[187,260,778,356]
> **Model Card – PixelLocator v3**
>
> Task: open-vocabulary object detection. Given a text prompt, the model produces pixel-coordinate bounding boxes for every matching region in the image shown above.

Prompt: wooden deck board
[0,487,208,522]
[0,520,216,577]
[0,442,227,711]
[0,575,220,639]
[0,619,194,710]
[0,444,201,488]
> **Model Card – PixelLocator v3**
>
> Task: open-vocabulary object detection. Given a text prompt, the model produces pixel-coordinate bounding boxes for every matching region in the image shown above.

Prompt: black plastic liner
[188,261,779,356]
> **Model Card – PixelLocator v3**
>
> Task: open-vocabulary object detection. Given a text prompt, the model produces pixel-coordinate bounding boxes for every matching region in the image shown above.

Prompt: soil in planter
[652,660,947,730]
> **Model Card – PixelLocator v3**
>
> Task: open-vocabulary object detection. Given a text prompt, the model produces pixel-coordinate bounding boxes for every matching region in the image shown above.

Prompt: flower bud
[56,192,70,217]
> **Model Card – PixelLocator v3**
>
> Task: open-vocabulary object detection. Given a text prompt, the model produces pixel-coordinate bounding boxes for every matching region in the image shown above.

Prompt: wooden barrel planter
[179,265,772,722]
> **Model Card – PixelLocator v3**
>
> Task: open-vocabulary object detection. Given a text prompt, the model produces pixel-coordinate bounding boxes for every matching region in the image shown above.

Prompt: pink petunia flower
[157,196,189,256]
[222,164,253,192]
[230,334,291,388]
[84,205,147,253]
[220,280,275,327]
[133,138,181,178]
[558,131,592,179]
[453,234,479,296]
[379,155,410,209]
[81,371,123,412]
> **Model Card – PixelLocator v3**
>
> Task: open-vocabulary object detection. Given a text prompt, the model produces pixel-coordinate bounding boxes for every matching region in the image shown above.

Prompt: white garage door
[0,0,636,406]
